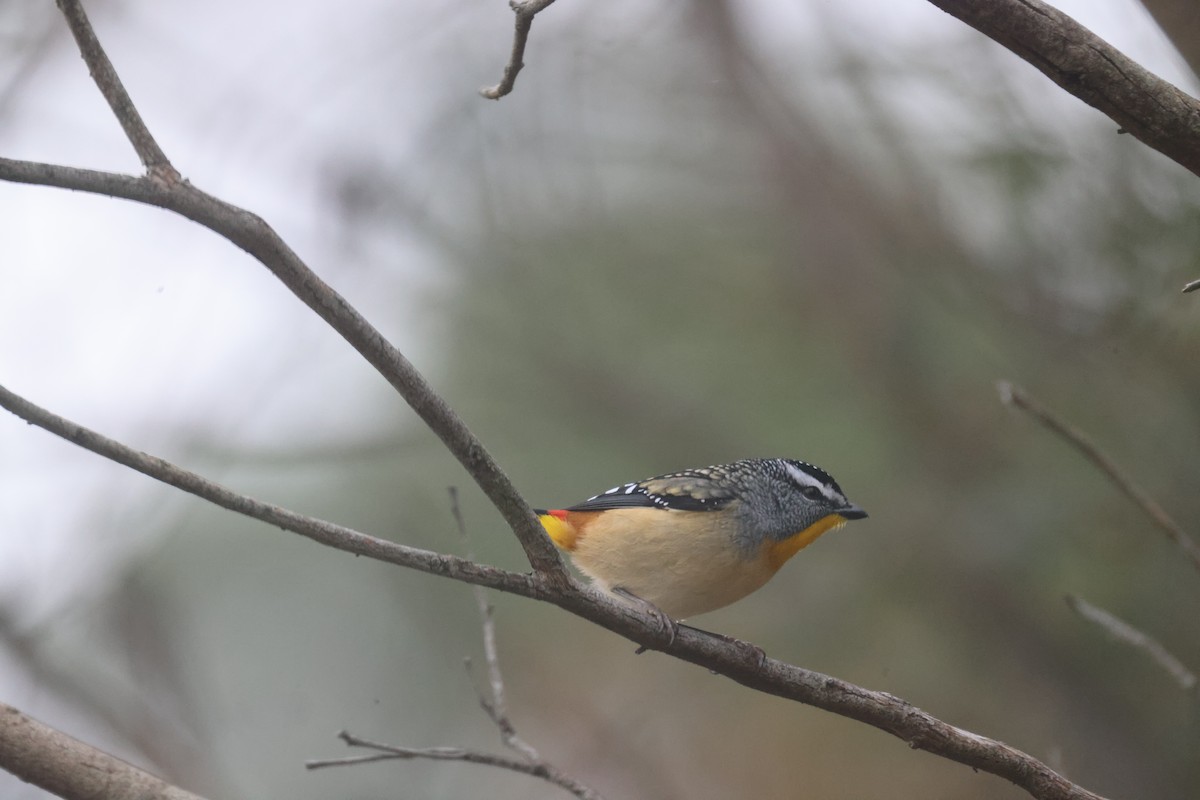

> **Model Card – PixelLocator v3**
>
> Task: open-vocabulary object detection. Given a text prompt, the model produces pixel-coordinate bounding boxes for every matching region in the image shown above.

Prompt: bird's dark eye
[801,486,824,501]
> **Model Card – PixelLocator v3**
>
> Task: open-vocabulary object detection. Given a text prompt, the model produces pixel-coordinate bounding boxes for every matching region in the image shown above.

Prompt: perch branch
[998,381,1200,576]
[0,383,1108,800]
[924,0,1200,178]
[480,0,558,99]
[1065,595,1197,695]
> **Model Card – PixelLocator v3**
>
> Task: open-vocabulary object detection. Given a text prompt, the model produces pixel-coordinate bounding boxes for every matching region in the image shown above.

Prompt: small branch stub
[480,0,559,100]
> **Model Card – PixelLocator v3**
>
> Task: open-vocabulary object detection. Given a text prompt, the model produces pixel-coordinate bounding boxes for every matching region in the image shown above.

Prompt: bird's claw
[613,587,677,653]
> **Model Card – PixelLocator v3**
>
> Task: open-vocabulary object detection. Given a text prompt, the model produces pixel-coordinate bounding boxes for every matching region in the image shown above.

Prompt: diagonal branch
[0,382,1109,800]
[55,0,176,178]
[1065,595,1198,695]
[998,381,1200,576]
[925,0,1200,178]
[480,0,559,100]
[0,382,551,602]
[0,701,209,800]
[0,153,566,577]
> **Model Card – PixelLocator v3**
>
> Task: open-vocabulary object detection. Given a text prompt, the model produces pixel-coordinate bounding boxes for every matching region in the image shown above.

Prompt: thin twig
[451,488,545,763]
[480,0,558,100]
[998,381,1200,576]
[55,0,177,178]
[1181,278,1200,294]
[307,731,599,797]
[1065,595,1198,695]
[0,382,1109,800]
[310,489,603,799]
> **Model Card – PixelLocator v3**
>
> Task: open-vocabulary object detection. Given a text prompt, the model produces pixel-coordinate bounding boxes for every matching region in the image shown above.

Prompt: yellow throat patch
[765,514,848,572]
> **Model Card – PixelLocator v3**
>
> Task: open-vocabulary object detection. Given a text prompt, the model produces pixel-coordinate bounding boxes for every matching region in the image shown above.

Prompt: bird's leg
[611,587,678,653]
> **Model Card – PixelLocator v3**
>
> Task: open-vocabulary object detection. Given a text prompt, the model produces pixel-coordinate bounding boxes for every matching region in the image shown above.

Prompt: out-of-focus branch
[1065,595,1198,695]
[1180,277,1200,293]
[0,383,1109,800]
[926,0,1200,178]
[0,702,209,800]
[998,381,1200,576]
[1136,0,1200,80]
[480,0,558,100]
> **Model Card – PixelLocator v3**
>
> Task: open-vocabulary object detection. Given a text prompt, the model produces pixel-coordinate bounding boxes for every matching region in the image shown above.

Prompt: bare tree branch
[998,381,1200,576]
[480,0,558,100]
[55,0,176,178]
[0,701,210,800]
[1181,277,1200,293]
[925,0,1200,177]
[0,382,552,603]
[1065,595,1198,695]
[0,382,1109,800]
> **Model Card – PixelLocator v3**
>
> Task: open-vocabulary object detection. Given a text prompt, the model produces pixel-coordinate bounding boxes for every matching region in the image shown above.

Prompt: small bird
[538,458,867,620]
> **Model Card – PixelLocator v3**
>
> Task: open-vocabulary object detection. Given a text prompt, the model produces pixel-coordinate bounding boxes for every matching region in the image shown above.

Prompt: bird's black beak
[839,503,868,520]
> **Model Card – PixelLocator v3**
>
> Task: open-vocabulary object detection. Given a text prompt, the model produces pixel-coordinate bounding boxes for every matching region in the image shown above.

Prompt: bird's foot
[612,587,678,653]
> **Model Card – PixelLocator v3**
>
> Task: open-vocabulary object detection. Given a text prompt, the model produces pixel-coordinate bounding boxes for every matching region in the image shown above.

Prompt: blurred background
[2,0,1199,798]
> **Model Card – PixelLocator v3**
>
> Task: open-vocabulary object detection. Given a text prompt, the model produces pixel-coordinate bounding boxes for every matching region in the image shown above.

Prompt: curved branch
[925,0,1200,177]
[0,383,1108,800]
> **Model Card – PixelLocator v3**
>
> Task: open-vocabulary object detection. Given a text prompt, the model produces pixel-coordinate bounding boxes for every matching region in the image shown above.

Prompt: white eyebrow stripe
[784,462,839,501]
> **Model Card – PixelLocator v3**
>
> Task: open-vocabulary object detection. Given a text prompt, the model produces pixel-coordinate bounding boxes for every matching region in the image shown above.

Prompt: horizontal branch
[0,382,1108,800]
[925,0,1200,177]
[0,702,209,800]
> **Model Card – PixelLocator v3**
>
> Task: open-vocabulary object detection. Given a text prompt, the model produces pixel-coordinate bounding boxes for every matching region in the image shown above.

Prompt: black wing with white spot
[565,467,743,513]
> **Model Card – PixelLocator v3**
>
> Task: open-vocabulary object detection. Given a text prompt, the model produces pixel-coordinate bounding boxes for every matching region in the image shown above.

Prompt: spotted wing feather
[566,468,741,513]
